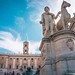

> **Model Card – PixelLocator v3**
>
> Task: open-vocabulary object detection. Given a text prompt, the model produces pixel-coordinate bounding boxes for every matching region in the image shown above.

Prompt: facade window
[2,57,4,59]
[0,64,3,68]
[10,58,12,60]
[17,58,19,60]
[16,65,19,69]
[31,65,34,69]
[1,64,3,68]
[16,58,19,62]
[25,50,27,52]
[24,58,26,60]
[9,65,12,69]
[31,58,33,60]
[24,58,27,64]
[38,65,41,68]
[25,45,27,47]
[38,58,39,60]
[24,66,26,69]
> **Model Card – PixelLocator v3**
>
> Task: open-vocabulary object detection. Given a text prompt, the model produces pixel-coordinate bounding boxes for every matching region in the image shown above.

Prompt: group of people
[21,67,40,75]
[2,71,15,75]
[2,67,40,75]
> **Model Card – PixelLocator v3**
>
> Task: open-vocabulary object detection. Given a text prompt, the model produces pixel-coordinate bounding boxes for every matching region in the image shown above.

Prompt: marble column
[20,58,22,67]
[28,58,30,67]
[13,58,16,69]
[5,58,8,69]
[34,59,37,68]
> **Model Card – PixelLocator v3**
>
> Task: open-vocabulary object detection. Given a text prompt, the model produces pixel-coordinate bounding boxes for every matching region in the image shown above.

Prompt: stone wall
[40,30,75,75]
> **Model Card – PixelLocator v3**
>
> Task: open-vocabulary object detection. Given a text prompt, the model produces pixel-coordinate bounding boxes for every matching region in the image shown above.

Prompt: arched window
[24,58,26,60]
[16,58,19,62]
[31,58,33,60]
[8,65,12,69]
[16,65,19,69]
[24,65,26,69]
[0,64,3,68]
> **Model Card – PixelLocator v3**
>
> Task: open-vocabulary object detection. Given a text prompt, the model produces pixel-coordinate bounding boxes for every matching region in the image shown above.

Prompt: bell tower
[23,41,29,55]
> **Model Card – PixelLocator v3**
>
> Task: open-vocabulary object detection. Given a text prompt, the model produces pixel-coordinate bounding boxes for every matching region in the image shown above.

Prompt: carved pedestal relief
[66,39,74,51]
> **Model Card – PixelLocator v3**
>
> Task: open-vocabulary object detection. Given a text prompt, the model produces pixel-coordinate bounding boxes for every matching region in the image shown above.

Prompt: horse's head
[62,1,71,8]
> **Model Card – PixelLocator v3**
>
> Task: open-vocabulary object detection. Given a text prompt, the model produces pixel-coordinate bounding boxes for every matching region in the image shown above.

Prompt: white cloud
[27,0,56,23]
[15,17,26,30]
[27,0,75,23]
[30,13,41,23]
[29,41,41,54]
[27,0,56,11]
[0,31,41,54]
[0,31,23,54]
[66,0,75,17]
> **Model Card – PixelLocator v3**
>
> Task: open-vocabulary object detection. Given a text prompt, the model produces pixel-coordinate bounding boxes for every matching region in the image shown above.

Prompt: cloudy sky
[0,0,75,54]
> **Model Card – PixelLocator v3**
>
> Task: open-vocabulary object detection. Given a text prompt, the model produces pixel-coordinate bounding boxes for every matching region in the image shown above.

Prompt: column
[28,58,30,67]
[5,58,8,69]
[20,58,22,67]
[34,59,37,68]
[13,58,16,69]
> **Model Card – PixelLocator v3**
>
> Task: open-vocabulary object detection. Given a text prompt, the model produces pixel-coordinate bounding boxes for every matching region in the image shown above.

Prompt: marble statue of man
[40,6,60,35]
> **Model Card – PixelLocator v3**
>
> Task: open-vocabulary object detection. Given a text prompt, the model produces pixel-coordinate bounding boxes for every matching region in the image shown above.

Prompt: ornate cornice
[39,30,75,50]
[42,30,75,43]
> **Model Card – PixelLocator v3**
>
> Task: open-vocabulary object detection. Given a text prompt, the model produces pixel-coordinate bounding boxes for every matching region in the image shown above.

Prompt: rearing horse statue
[56,1,71,30]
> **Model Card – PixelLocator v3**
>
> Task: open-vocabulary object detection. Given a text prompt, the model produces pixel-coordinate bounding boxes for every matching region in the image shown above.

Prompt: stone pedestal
[40,30,75,75]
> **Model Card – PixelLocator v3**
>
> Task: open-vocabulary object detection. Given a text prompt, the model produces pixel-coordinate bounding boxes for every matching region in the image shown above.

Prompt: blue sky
[0,0,42,41]
[0,0,75,54]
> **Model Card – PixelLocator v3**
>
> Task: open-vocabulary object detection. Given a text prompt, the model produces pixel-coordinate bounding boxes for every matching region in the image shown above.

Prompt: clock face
[66,39,74,51]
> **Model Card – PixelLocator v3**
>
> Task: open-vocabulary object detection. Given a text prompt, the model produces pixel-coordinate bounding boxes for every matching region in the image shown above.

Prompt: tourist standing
[26,67,33,75]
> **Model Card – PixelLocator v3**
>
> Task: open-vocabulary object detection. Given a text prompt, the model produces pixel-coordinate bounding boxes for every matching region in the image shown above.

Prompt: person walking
[26,67,33,75]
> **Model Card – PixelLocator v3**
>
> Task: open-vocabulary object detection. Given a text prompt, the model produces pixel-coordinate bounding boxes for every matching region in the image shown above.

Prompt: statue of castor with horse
[40,1,75,37]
